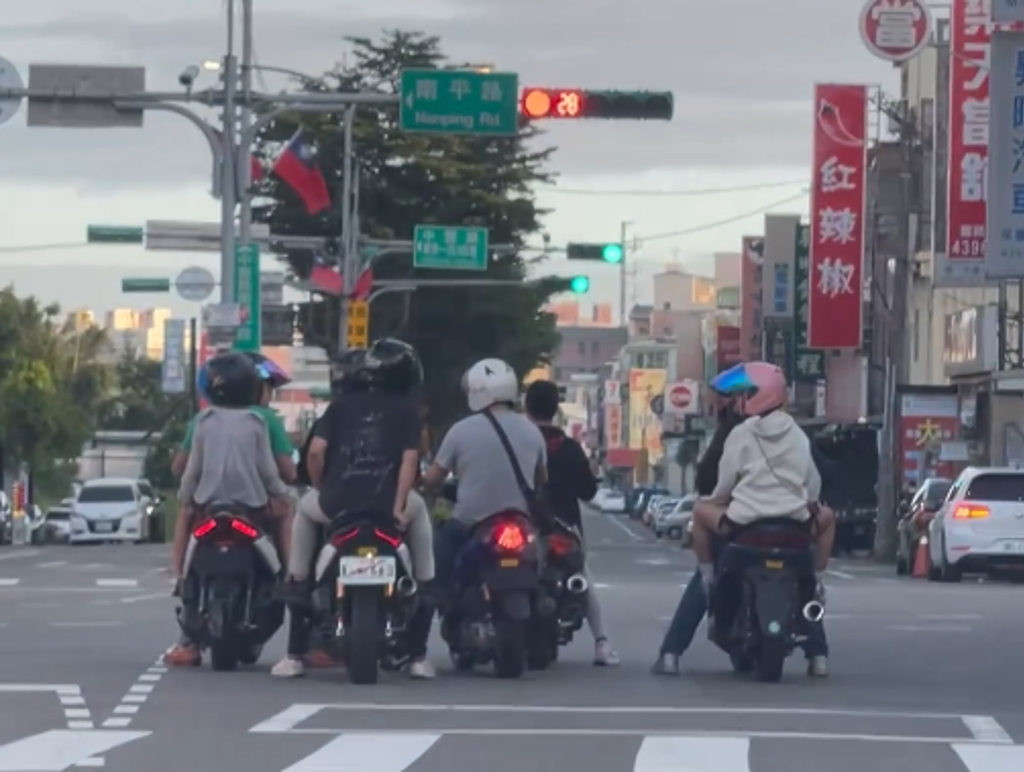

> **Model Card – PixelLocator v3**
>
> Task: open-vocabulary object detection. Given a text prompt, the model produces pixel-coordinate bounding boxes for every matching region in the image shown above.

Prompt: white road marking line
[120,593,170,604]
[55,686,93,729]
[961,715,1013,742]
[102,659,168,728]
[0,729,148,769]
[888,624,972,632]
[95,579,137,588]
[953,743,1024,771]
[280,733,441,772]
[603,514,643,542]
[0,579,20,587]
[250,704,327,733]
[824,569,855,580]
[36,561,68,569]
[918,613,982,621]
[0,550,40,561]
[73,758,105,767]
[51,622,123,629]
[634,736,750,772]
[0,587,142,593]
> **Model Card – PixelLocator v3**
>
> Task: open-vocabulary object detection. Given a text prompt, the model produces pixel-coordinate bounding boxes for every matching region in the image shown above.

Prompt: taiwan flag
[272,130,331,215]
[310,255,342,295]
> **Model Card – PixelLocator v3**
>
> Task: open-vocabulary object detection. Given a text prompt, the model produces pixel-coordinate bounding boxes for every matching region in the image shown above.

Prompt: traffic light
[520,89,673,121]
[569,276,590,294]
[566,243,624,263]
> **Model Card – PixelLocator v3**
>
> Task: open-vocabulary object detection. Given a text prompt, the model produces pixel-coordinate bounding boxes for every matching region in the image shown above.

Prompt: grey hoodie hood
[745,410,798,443]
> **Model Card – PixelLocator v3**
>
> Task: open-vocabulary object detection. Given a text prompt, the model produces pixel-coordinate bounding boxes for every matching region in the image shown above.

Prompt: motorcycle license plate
[764,560,783,570]
[337,556,396,586]
[500,558,519,567]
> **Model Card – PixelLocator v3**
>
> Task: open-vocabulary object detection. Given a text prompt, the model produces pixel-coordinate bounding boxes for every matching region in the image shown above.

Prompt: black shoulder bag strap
[482,410,536,504]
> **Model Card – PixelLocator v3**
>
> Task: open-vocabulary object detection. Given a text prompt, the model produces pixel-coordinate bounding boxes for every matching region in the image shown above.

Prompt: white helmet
[463,358,519,412]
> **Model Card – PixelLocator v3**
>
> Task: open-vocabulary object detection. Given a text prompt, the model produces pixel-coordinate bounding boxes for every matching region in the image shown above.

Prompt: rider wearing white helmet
[422,358,548,597]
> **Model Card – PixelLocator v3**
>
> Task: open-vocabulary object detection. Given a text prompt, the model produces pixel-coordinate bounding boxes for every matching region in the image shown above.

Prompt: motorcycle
[528,520,588,670]
[441,511,542,679]
[177,503,285,671]
[310,511,419,685]
[707,518,822,683]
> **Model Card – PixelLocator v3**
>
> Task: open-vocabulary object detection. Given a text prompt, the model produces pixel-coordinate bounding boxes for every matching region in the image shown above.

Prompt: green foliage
[252,30,568,430]
[96,350,187,433]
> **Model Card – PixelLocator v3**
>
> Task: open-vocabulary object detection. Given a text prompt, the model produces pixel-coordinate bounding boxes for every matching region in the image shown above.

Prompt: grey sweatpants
[288,490,435,582]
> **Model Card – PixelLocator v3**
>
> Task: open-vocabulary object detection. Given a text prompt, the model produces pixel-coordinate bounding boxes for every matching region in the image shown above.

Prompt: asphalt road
[0,510,1021,771]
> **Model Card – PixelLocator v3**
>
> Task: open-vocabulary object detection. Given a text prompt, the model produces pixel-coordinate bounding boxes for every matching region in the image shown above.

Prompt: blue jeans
[659,573,829,658]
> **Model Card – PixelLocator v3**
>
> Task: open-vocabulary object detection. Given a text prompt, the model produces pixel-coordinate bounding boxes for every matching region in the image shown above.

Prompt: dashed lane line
[103,657,167,729]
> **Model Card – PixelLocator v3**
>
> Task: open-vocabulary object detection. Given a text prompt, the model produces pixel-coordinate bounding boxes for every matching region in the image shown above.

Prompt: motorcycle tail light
[375,529,401,548]
[494,522,525,552]
[230,519,258,539]
[330,528,359,548]
[192,520,217,538]
[733,528,810,551]
[547,533,576,557]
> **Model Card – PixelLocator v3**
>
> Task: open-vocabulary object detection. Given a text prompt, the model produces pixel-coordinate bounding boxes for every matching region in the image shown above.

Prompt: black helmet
[330,347,372,397]
[241,351,292,388]
[204,351,261,407]
[366,337,423,395]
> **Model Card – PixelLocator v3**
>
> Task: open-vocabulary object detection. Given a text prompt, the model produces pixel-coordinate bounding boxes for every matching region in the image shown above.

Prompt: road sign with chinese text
[808,83,867,349]
[161,319,187,394]
[413,225,489,270]
[122,278,169,293]
[858,0,932,63]
[400,69,519,136]
[347,300,369,348]
[232,243,261,351]
[793,224,826,380]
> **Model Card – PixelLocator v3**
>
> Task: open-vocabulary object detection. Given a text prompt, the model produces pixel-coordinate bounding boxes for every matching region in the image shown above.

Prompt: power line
[636,189,810,244]
[0,242,90,255]
[538,179,807,197]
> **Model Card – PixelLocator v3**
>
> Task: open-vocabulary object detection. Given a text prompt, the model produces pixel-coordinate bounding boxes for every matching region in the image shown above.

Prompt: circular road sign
[175,266,216,302]
[668,382,694,411]
[0,57,24,127]
[859,0,932,63]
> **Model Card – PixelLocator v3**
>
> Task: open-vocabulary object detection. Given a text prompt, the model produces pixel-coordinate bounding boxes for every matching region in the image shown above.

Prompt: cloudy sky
[0,0,898,321]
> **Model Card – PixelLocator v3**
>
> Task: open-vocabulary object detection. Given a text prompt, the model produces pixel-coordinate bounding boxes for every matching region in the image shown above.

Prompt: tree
[96,350,187,433]
[253,30,568,431]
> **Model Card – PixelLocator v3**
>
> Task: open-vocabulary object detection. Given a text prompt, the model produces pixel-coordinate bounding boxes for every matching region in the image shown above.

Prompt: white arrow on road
[0,730,149,770]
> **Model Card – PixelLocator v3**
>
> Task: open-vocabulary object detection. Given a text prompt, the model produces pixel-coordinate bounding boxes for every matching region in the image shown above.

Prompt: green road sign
[413,225,489,270]
[89,225,144,244]
[233,243,261,351]
[793,224,825,382]
[121,278,169,293]
[400,69,519,136]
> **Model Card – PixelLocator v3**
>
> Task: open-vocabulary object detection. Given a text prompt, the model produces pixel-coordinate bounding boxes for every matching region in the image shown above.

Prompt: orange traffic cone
[912,537,929,578]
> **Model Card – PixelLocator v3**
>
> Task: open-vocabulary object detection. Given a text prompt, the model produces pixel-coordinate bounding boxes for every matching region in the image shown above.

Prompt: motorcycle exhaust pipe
[802,600,825,623]
[395,576,417,596]
[565,574,588,594]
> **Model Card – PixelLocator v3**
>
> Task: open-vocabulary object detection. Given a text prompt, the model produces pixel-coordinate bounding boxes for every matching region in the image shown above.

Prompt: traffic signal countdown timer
[521,89,673,121]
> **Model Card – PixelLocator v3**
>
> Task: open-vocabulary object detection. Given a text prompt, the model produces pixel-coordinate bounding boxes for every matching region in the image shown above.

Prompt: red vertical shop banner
[716,325,742,373]
[898,392,960,490]
[740,236,764,360]
[808,83,867,349]
[945,0,989,276]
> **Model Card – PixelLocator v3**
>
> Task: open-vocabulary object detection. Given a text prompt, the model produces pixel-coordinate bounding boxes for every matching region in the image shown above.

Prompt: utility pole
[237,0,255,246]
[337,106,357,352]
[619,220,631,327]
[218,1,239,304]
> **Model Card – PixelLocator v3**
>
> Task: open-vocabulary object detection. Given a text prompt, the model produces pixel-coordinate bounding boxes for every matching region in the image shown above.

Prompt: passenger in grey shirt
[178,407,288,508]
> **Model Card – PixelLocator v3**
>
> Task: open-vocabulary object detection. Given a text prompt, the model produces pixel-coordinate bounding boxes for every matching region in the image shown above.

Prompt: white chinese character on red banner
[960,152,987,201]
[962,42,989,90]
[964,0,991,35]
[962,98,989,146]
[819,157,857,192]
[817,207,858,244]
[871,0,922,49]
[817,258,855,298]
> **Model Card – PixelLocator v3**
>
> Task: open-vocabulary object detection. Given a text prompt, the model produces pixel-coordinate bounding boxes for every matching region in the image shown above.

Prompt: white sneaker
[409,659,436,679]
[807,656,828,678]
[594,639,620,666]
[271,657,305,678]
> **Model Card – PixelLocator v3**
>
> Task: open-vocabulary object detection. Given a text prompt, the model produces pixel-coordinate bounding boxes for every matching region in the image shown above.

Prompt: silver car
[654,496,697,541]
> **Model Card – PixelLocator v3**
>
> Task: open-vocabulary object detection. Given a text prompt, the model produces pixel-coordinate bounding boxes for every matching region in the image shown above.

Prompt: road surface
[0,508,1019,771]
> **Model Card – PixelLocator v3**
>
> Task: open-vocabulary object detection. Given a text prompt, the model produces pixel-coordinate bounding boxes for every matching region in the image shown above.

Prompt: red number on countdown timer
[556,91,581,117]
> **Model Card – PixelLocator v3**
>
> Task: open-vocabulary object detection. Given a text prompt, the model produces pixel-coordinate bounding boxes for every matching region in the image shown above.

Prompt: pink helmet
[739,361,788,416]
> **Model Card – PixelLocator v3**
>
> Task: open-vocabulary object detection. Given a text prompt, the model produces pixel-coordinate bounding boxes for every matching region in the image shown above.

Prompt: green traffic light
[570,276,590,293]
[602,243,624,263]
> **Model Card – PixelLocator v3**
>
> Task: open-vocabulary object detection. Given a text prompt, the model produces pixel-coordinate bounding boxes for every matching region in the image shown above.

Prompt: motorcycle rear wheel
[754,642,786,682]
[210,641,239,671]
[492,617,526,679]
[347,589,382,685]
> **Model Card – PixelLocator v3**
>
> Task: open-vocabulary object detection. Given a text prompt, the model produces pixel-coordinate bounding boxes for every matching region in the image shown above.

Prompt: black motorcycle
[707,518,822,683]
[441,511,542,679]
[309,511,419,685]
[528,520,588,670]
[177,503,285,671]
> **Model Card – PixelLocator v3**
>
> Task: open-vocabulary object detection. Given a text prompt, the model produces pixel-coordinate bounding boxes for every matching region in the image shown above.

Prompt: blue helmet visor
[709,363,756,396]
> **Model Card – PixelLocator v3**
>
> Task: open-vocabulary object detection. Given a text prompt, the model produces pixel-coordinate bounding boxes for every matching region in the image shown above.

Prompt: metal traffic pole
[237,0,255,246]
[337,106,357,352]
[218,0,239,304]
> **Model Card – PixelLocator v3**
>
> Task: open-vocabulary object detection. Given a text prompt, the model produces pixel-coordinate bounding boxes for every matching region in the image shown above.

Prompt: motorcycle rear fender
[181,533,280,577]
[479,565,539,592]
[747,568,799,639]
[495,590,531,621]
[314,541,414,583]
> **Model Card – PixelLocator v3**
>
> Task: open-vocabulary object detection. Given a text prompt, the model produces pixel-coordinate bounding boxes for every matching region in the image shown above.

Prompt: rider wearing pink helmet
[690,361,836,593]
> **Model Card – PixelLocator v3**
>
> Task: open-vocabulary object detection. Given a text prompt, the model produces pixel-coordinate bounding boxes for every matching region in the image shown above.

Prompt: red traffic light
[521,88,584,119]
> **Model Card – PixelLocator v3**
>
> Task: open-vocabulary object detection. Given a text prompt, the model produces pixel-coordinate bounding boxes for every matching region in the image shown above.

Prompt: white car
[926,466,1024,582]
[69,478,151,544]
[599,491,627,514]
[654,496,696,540]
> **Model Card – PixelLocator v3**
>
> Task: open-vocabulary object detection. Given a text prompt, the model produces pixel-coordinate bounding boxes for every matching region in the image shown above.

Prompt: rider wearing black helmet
[272,338,436,679]
[167,352,290,666]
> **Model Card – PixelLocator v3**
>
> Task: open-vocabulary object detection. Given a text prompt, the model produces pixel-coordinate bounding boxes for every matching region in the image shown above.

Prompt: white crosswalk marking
[0,729,149,770]
[634,737,750,772]
[952,743,1024,772]
[280,733,441,771]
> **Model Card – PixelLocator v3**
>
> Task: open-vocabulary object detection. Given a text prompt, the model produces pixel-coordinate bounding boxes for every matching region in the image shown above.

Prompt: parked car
[654,495,696,540]
[926,466,1024,582]
[896,477,951,575]
[42,505,72,543]
[642,495,674,526]
[69,478,152,544]
[628,487,669,520]
[599,490,628,514]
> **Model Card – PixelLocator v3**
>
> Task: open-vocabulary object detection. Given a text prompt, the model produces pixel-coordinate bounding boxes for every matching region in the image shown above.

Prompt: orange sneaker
[304,649,339,668]
[163,643,201,667]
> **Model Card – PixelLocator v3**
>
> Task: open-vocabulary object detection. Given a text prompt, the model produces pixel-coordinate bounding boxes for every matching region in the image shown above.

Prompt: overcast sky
[0,0,898,319]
